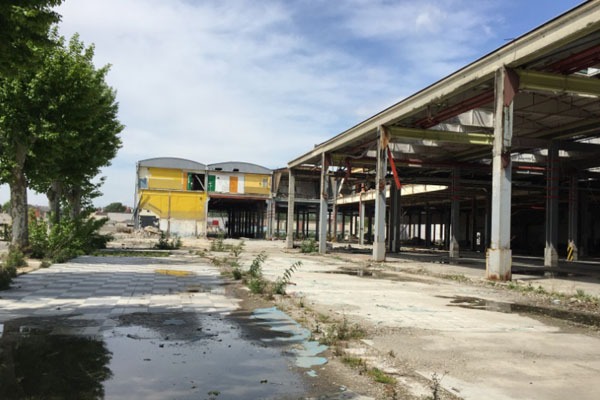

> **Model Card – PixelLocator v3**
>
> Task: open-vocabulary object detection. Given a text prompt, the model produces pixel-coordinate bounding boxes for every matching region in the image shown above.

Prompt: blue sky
[0,0,587,207]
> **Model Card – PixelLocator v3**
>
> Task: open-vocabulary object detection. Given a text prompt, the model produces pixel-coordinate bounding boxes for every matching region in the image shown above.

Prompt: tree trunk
[67,186,82,219]
[47,180,63,226]
[10,145,29,250]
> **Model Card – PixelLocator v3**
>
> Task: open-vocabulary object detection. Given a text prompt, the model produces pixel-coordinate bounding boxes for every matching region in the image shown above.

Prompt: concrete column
[389,185,401,253]
[471,197,477,251]
[359,195,365,245]
[332,179,338,242]
[580,189,589,257]
[373,126,388,261]
[487,67,515,281]
[286,170,295,248]
[568,175,579,261]
[449,167,460,260]
[425,203,431,247]
[319,153,329,254]
[544,143,560,267]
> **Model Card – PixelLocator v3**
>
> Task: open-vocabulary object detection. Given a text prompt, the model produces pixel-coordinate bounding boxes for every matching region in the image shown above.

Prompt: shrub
[300,238,318,253]
[28,212,112,263]
[248,252,267,279]
[155,232,181,250]
[0,247,24,290]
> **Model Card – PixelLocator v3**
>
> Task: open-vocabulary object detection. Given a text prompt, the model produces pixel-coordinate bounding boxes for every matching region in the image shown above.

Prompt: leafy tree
[0,33,123,250]
[0,0,63,76]
[26,34,123,224]
[104,202,128,213]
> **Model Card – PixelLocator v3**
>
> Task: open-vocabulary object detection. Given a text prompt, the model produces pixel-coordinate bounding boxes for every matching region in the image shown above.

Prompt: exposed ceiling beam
[517,69,600,97]
[387,126,494,146]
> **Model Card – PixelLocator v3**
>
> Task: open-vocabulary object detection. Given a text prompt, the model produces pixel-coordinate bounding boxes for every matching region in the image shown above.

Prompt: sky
[0,0,587,208]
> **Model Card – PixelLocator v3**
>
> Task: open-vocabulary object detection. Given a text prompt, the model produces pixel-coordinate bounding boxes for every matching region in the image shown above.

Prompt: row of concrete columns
[285,67,586,280]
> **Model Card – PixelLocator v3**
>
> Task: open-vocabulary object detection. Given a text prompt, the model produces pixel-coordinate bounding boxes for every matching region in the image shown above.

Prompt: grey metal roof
[208,161,271,174]
[138,157,207,172]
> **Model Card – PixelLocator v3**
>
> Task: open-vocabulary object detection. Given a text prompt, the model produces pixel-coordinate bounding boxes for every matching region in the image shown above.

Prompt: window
[187,173,205,191]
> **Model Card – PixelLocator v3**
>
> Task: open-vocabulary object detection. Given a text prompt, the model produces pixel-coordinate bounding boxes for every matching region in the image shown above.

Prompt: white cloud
[1,0,520,207]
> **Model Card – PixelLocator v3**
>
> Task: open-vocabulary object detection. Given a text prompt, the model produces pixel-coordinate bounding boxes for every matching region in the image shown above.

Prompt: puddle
[0,311,317,399]
[445,296,600,328]
[251,307,328,369]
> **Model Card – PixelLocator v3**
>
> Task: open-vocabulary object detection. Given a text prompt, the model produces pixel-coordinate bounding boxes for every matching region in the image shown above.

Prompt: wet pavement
[0,254,337,399]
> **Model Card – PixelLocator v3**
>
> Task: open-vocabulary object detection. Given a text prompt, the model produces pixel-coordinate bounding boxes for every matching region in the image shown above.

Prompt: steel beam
[387,126,494,146]
[517,69,600,97]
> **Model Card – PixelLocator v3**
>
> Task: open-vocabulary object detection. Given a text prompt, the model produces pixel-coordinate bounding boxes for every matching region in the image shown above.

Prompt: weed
[210,233,226,252]
[40,260,52,268]
[320,316,366,345]
[248,277,267,294]
[317,313,330,323]
[155,232,181,250]
[97,250,170,257]
[300,238,318,253]
[273,261,302,295]
[341,356,366,371]
[249,252,267,279]
[427,372,446,400]
[0,247,22,289]
[230,240,245,257]
[368,368,396,385]
[232,267,243,280]
[442,274,470,283]
[388,350,396,358]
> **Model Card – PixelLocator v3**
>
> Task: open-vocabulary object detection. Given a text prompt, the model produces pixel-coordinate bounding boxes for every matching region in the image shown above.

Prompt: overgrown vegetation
[154,232,181,250]
[28,212,112,263]
[368,368,397,385]
[320,315,366,345]
[425,372,446,400]
[273,261,302,295]
[0,247,24,289]
[300,238,318,253]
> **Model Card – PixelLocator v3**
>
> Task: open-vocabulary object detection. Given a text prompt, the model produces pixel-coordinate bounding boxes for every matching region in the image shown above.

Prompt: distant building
[134,157,272,238]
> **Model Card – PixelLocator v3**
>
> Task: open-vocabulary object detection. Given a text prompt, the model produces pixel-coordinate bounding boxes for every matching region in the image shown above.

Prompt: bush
[300,238,318,253]
[155,232,181,250]
[273,261,301,295]
[28,212,112,263]
[0,247,24,290]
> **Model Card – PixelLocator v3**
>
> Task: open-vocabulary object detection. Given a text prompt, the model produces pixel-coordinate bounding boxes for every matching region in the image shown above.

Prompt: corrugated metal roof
[138,157,207,171]
[208,161,271,174]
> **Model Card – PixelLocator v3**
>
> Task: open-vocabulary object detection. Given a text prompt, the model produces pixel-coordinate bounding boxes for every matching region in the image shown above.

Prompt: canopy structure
[286,2,600,280]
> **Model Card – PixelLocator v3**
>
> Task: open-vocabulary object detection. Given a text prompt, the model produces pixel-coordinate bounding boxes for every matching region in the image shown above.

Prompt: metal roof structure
[207,161,271,174]
[137,157,207,172]
[289,2,600,175]
[285,1,600,280]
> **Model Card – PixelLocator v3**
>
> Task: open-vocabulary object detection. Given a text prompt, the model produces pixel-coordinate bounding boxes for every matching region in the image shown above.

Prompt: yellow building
[135,158,208,237]
[134,158,273,238]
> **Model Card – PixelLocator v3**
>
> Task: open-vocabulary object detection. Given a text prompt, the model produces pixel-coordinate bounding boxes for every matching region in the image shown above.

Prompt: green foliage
[210,233,226,252]
[28,213,112,263]
[368,368,396,385]
[232,267,243,280]
[0,247,24,289]
[154,232,181,250]
[248,277,267,294]
[0,0,63,76]
[300,238,318,253]
[320,316,366,345]
[273,261,302,295]
[248,251,267,278]
[230,240,245,257]
[103,202,127,213]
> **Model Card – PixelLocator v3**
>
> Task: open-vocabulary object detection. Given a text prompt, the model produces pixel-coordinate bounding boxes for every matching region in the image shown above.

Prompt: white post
[319,153,329,254]
[373,126,388,261]
[286,170,295,249]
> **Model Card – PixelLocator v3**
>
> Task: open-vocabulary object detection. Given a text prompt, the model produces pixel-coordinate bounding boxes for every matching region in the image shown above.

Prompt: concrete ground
[2,237,600,399]
[227,239,600,400]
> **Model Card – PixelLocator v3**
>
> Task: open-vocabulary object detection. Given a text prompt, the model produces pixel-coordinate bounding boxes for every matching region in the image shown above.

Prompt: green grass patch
[368,368,396,385]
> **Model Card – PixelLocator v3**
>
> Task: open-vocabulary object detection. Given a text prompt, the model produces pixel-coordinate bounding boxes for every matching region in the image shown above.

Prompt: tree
[27,34,123,224]
[104,202,128,213]
[0,0,62,250]
[0,33,123,250]
[0,0,63,76]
